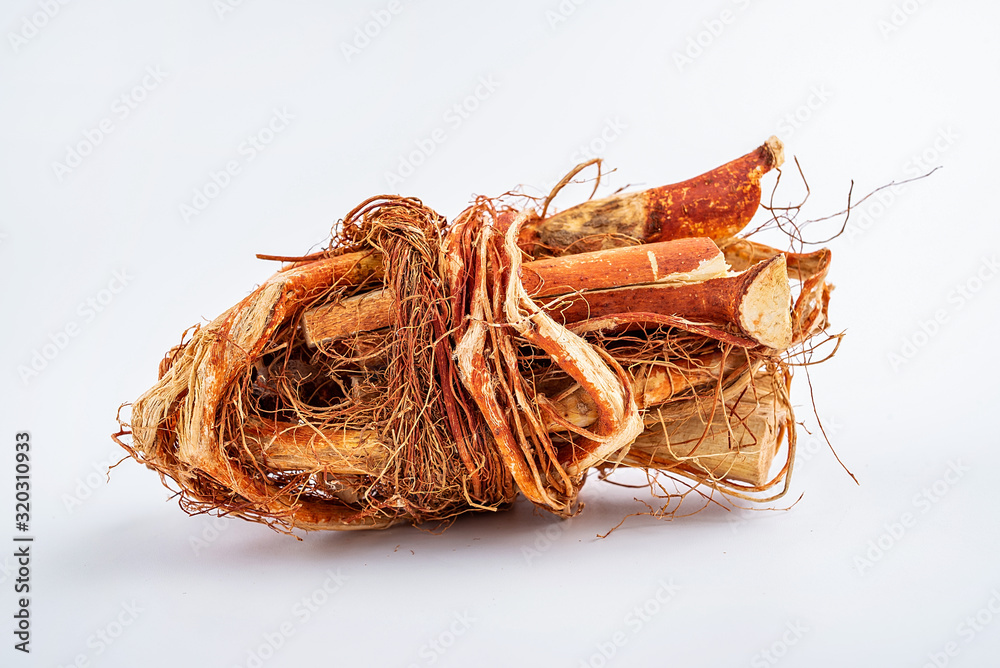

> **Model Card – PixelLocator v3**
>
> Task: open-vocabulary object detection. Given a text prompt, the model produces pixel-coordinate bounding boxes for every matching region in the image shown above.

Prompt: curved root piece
[519,136,784,256]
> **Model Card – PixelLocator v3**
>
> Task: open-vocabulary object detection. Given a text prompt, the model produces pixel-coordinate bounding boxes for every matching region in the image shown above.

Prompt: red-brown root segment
[519,236,726,297]
[518,136,784,256]
[540,255,792,350]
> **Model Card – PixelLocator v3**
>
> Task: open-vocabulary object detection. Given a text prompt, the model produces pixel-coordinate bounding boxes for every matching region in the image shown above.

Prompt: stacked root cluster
[114,136,834,532]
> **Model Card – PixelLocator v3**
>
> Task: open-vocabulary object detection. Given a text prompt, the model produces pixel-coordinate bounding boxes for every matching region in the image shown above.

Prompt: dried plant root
[113,141,835,534]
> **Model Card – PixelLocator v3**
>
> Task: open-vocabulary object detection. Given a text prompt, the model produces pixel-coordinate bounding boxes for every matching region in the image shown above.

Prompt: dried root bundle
[113,136,835,532]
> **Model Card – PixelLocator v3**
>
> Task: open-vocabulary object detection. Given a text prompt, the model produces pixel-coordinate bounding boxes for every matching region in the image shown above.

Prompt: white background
[2,1,998,667]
